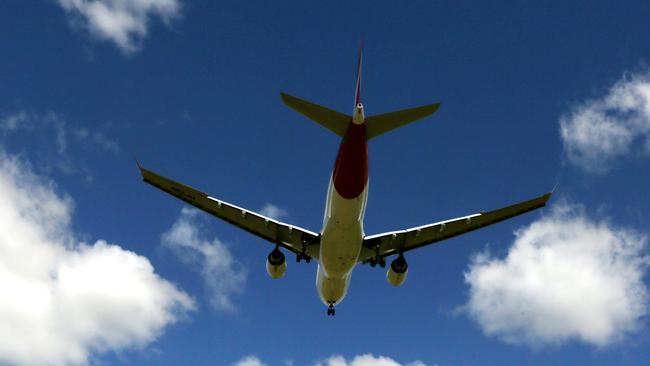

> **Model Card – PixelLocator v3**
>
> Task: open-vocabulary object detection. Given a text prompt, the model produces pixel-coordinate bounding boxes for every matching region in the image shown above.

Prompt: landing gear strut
[327,304,336,316]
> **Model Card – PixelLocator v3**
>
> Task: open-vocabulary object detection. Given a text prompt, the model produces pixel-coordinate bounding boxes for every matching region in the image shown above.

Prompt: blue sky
[1,1,650,365]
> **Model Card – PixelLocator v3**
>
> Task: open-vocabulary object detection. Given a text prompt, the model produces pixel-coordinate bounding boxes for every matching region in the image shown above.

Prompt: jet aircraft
[139,48,551,316]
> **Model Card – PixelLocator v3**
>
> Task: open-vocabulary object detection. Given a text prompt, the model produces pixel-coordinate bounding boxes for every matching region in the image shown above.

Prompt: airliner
[139,48,551,316]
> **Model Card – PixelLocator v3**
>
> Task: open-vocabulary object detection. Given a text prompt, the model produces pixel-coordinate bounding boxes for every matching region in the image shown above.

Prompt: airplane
[138,47,551,316]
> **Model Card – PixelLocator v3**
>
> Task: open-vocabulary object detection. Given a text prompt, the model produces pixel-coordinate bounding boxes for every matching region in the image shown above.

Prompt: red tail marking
[332,123,368,199]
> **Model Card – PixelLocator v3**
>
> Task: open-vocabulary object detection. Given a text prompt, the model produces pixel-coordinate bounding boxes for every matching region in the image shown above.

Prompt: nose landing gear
[326,304,336,316]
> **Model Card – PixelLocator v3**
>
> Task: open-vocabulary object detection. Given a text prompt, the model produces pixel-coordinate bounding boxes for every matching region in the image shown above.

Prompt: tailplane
[281,45,440,139]
[365,102,440,139]
[280,92,350,137]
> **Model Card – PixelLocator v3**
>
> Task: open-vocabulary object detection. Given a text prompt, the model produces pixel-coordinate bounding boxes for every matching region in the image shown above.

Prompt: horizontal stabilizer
[366,103,440,139]
[280,92,351,137]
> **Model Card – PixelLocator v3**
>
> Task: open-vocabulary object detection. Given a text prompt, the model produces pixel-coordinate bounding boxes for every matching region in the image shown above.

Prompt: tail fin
[365,102,440,139]
[280,92,350,137]
[354,44,363,106]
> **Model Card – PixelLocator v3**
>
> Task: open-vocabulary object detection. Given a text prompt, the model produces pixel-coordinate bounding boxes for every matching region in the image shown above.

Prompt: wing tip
[541,191,554,205]
[134,159,149,180]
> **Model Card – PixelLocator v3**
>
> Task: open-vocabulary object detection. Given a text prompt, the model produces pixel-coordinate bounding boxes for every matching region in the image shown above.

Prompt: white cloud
[162,208,247,312]
[0,148,194,366]
[56,0,181,54]
[560,71,650,173]
[232,356,267,366]
[463,203,649,348]
[315,355,427,366]
[72,127,120,154]
[258,203,288,220]
[0,110,119,180]
[234,355,428,366]
[0,111,30,132]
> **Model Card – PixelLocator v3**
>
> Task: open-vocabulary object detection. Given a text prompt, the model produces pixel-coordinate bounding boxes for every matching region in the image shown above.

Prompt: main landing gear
[327,304,336,316]
[296,253,311,263]
[369,257,386,268]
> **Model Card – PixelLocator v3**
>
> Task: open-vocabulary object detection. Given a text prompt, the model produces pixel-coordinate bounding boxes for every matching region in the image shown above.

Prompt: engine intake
[266,247,286,279]
[386,255,408,286]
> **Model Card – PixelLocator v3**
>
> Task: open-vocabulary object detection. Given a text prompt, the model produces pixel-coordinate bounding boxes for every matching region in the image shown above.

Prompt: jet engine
[386,255,408,286]
[266,247,286,279]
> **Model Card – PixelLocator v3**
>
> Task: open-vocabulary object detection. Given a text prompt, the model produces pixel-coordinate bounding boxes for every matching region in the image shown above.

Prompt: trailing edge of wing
[280,92,351,137]
[365,103,440,139]
[139,166,320,259]
[359,192,551,262]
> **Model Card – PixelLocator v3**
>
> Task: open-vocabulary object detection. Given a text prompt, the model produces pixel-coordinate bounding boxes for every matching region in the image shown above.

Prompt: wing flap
[360,192,551,262]
[140,166,320,259]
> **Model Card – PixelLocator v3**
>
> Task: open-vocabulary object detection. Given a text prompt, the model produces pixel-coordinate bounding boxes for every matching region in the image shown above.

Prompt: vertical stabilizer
[354,44,363,106]
[352,44,365,124]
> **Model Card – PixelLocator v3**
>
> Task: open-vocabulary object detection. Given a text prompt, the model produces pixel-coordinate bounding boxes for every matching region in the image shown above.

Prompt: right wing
[359,192,551,263]
[139,166,320,259]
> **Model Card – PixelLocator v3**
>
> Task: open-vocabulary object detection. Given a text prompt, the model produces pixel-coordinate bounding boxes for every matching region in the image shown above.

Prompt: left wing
[139,166,320,260]
[359,192,551,263]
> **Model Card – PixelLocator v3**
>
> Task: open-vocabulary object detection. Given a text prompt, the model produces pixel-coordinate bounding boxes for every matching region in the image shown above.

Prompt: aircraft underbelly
[317,181,368,305]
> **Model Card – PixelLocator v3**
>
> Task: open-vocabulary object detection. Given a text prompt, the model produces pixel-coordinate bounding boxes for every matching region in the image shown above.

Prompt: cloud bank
[463,203,649,347]
[560,71,650,173]
[56,0,181,53]
[0,149,194,366]
[162,208,247,312]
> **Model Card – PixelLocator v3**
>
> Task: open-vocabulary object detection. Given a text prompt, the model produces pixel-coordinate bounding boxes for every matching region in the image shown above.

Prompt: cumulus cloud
[0,148,194,366]
[162,208,247,312]
[234,355,427,366]
[463,203,649,347]
[560,71,650,173]
[258,203,288,220]
[315,355,427,366]
[56,0,181,54]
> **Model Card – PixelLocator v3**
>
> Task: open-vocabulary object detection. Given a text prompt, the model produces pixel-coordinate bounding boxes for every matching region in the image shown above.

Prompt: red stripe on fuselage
[332,122,368,199]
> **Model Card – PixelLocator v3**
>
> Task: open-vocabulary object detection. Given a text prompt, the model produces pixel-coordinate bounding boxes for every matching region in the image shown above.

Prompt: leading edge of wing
[138,165,320,258]
[360,191,552,261]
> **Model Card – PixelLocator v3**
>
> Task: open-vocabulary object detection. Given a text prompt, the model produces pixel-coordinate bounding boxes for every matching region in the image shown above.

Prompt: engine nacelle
[266,248,286,279]
[386,255,408,286]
